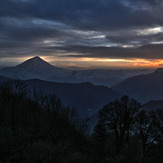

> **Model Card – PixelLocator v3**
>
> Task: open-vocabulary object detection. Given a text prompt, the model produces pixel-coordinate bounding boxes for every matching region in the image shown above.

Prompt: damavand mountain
[0,56,151,87]
[0,56,70,81]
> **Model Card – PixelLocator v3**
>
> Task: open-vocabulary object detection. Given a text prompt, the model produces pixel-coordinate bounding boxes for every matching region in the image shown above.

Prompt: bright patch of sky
[137,26,163,36]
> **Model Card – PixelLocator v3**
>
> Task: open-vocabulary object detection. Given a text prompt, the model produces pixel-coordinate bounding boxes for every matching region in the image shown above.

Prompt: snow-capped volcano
[0,56,69,80]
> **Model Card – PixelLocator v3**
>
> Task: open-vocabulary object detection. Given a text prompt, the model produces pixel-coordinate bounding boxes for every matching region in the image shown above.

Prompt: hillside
[0,75,120,117]
[113,68,163,103]
[143,100,163,110]
[25,79,120,116]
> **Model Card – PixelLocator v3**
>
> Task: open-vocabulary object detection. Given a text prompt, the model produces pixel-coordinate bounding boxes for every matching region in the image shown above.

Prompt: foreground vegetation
[0,81,163,162]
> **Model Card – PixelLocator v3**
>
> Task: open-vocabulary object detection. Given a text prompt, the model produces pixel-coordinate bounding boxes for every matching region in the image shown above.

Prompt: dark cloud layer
[1,0,163,30]
[0,0,163,63]
[41,44,163,59]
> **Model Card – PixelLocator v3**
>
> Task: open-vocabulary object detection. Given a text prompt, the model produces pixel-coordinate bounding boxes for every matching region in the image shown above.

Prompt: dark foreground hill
[0,80,163,162]
[0,81,92,162]
[113,68,163,103]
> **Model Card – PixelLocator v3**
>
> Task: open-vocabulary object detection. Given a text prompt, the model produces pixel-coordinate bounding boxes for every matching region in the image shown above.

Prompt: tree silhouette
[94,96,140,151]
[0,81,91,162]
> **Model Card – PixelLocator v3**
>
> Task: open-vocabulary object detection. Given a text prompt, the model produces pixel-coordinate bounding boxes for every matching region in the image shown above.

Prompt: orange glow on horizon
[4,56,163,69]
[40,56,163,69]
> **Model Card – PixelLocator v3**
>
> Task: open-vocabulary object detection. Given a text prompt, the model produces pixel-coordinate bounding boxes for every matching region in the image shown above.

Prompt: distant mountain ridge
[143,100,163,111]
[0,75,120,118]
[113,68,163,103]
[0,75,11,81]
[0,56,152,87]
[25,79,120,115]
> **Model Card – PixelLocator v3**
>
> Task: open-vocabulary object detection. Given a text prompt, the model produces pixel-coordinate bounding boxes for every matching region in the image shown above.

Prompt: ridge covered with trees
[0,81,163,162]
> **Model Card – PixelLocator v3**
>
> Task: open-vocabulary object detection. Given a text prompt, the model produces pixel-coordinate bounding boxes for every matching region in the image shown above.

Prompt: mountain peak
[32,56,42,60]
[0,56,66,80]
[27,56,45,62]
[18,56,49,67]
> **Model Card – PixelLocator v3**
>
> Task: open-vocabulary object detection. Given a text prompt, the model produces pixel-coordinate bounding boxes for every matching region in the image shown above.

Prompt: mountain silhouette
[0,75,120,118]
[113,68,163,103]
[143,100,163,111]
[25,79,120,116]
[0,75,11,81]
[0,56,69,80]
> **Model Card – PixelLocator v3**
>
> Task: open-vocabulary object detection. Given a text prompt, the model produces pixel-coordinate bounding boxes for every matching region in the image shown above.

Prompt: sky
[0,0,163,69]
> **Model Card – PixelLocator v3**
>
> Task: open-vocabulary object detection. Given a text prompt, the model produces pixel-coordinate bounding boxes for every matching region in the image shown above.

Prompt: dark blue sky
[0,0,163,69]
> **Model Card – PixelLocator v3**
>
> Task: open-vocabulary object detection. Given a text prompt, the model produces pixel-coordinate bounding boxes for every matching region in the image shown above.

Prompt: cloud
[105,28,163,45]
[46,43,163,60]
[0,0,163,64]
[1,0,163,30]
